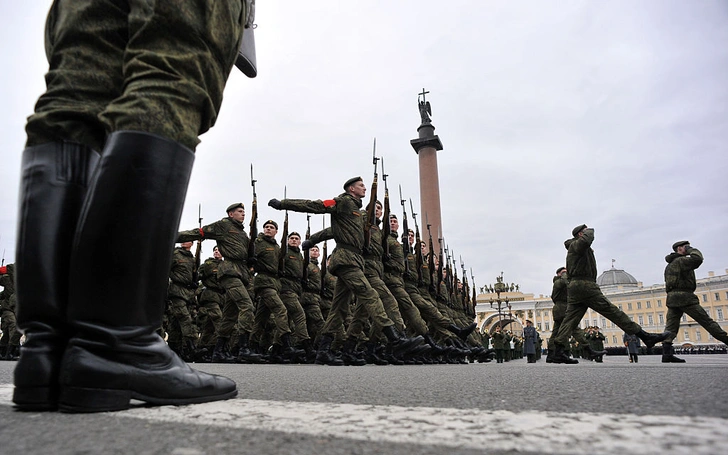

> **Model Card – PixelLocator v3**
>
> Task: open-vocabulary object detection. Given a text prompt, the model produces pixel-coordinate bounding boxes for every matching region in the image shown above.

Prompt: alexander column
[410,88,444,251]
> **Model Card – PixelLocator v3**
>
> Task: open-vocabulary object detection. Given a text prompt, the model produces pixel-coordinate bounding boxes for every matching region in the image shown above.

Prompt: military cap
[343,176,363,190]
[288,231,301,238]
[389,214,398,219]
[263,219,278,229]
[556,267,566,275]
[226,202,244,213]
[672,240,690,251]
[572,224,587,237]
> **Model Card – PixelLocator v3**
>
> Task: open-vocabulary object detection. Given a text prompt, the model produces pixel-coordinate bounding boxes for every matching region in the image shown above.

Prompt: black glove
[301,239,313,250]
[246,257,257,268]
[268,198,282,210]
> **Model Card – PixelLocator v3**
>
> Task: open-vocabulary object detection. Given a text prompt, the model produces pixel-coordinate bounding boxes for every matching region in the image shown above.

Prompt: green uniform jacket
[280,245,304,295]
[168,247,196,300]
[565,228,598,282]
[363,219,384,277]
[303,258,322,293]
[199,257,224,291]
[492,332,506,349]
[664,247,704,307]
[279,193,367,274]
[178,217,252,284]
[383,231,406,287]
[253,233,281,293]
[551,274,568,305]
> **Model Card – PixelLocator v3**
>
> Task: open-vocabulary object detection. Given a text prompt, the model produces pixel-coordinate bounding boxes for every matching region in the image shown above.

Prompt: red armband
[323,199,336,208]
[198,228,205,237]
[0,266,6,275]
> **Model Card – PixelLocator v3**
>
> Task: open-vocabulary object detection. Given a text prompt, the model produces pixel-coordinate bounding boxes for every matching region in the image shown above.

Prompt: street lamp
[489,272,513,329]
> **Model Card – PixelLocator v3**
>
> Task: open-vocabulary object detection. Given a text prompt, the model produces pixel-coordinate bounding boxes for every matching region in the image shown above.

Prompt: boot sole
[58,386,238,413]
[13,386,59,412]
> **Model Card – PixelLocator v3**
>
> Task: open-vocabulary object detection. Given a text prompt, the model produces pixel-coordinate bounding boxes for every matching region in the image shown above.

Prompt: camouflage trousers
[219,276,254,338]
[548,301,588,352]
[301,292,325,343]
[665,294,728,344]
[26,0,245,152]
[321,266,393,338]
[356,272,405,342]
[385,283,428,337]
[553,280,640,348]
[198,288,224,346]
[280,290,310,344]
[252,288,291,345]
[0,309,22,347]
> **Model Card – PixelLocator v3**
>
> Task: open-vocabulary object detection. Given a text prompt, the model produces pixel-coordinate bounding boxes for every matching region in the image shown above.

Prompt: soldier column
[410,88,444,251]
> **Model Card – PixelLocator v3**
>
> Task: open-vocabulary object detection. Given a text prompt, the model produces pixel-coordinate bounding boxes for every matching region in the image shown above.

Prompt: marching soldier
[269,176,422,366]
[662,241,728,362]
[166,242,199,361]
[196,246,226,360]
[301,245,325,345]
[0,264,21,360]
[279,232,313,359]
[178,203,256,363]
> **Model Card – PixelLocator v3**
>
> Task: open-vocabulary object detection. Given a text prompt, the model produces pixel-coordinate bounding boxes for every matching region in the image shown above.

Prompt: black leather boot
[236,333,263,363]
[661,342,686,363]
[57,132,237,413]
[364,342,389,365]
[636,329,671,351]
[314,334,344,366]
[383,325,423,357]
[448,322,477,341]
[211,337,234,364]
[13,142,99,411]
[280,333,305,361]
[423,334,447,355]
[552,345,578,364]
[340,338,367,366]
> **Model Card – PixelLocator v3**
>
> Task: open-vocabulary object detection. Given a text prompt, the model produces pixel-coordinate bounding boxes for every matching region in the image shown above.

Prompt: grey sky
[1,1,726,296]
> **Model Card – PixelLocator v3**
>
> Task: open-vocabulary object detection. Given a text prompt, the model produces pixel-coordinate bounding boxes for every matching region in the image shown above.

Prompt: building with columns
[475,268,728,348]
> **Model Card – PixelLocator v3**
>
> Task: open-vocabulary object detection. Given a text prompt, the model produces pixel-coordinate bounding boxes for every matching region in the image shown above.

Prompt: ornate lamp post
[489,272,513,329]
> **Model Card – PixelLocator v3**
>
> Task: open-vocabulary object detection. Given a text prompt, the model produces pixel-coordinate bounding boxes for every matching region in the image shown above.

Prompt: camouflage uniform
[1,264,22,358]
[279,244,310,344]
[547,271,589,357]
[178,216,255,339]
[251,233,290,345]
[301,257,325,342]
[552,229,641,349]
[26,0,245,152]
[279,194,394,338]
[166,247,199,348]
[383,232,429,337]
[664,247,728,344]
[197,256,226,347]
[403,248,453,340]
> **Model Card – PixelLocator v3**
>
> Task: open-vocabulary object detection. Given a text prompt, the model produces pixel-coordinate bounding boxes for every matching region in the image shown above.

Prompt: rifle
[278,186,288,276]
[436,227,444,299]
[320,218,329,299]
[380,157,391,260]
[302,213,311,286]
[193,204,203,280]
[460,255,468,312]
[363,138,379,252]
[425,213,437,295]
[398,185,410,274]
[409,199,423,286]
[470,268,477,318]
[248,164,258,261]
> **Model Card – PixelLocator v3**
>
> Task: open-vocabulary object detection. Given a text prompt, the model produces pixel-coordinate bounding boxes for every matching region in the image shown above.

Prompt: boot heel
[59,386,132,413]
[13,386,58,411]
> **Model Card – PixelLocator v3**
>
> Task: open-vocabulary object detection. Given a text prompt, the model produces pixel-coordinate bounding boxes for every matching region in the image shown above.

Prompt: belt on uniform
[336,243,361,254]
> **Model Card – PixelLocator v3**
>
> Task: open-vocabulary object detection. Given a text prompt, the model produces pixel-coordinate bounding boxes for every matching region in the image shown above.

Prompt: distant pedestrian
[623,333,641,363]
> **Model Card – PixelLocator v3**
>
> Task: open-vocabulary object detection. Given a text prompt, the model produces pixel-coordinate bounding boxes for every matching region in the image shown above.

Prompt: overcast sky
[1,1,726,296]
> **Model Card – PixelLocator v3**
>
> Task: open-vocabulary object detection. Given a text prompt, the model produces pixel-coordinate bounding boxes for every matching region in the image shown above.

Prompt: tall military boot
[552,345,579,364]
[314,334,344,366]
[636,329,671,351]
[0,345,7,361]
[236,332,263,364]
[7,345,20,361]
[448,322,477,341]
[423,334,447,356]
[661,342,686,363]
[340,338,367,366]
[13,142,99,411]
[57,131,237,413]
[280,333,306,362]
[211,337,235,364]
[382,325,423,357]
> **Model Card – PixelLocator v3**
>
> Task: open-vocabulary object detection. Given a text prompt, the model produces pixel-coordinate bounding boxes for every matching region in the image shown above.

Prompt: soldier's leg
[368,275,405,333]
[301,293,325,344]
[552,302,589,348]
[251,299,271,345]
[256,288,290,344]
[410,289,452,330]
[167,296,197,344]
[280,291,310,344]
[587,292,642,335]
[390,286,428,336]
[663,307,682,344]
[334,266,393,332]
[320,280,352,337]
[684,304,728,344]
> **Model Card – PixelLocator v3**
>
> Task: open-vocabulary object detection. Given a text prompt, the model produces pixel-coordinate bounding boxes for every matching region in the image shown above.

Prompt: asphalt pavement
[1,353,727,455]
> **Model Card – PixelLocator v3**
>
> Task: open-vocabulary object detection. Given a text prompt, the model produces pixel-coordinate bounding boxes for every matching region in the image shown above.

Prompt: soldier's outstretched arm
[177,221,221,243]
[308,227,334,246]
[269,198,337,215]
